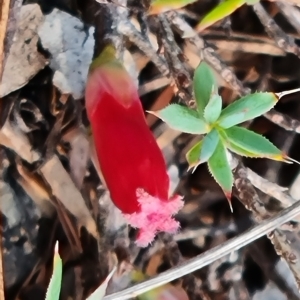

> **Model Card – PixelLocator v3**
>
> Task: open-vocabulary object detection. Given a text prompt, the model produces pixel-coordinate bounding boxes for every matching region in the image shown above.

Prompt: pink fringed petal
[123,189,184,247]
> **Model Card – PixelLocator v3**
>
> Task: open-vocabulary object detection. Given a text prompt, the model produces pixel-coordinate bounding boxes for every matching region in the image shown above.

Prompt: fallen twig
[157,14,193,104]
[166,11,250,96]
[253,2,300,57]
[102,198,300,299]
[234,163,300,289]
[264,109,300,134]
[276,2,300,34]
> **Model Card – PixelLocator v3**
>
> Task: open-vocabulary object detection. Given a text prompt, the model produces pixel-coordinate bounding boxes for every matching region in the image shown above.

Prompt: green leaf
[186,140,203,169]
[200,129,219,163]
[245,0,259,4]
[196,0,245,32]
[149,0,198,14]
[217,92,278,128]
[86,266,117,300]
[45,242,62,300]
[148,104,209,134]
[185,129,219,172]
[193,61,218,116]
[204,94,222,124]
[219,128,262,157]
[208,140,233,197]
[224,126,286,161]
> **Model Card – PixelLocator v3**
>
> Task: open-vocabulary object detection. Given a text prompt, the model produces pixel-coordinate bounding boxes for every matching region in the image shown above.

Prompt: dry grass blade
[39,155,98,238]
[103,199,300,300]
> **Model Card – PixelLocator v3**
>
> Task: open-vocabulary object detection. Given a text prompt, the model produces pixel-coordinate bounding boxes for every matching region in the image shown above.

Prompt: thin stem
[276,87,300,99]
[103,199,300,299]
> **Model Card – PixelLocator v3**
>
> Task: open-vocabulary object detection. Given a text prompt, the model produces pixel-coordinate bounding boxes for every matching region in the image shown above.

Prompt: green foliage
[196,0,259,32]
[208,140,233,197]
[204,94,222,123]
[147,104,209,134]
[186,140,203,170]
[45,243,116,300]
[149,0,198,14]
[224,126,284,161]
[217,93,278,128]
[193,61,217,116]
[45,242,62,300]
[151,60,299,208]
[199,129,219,164]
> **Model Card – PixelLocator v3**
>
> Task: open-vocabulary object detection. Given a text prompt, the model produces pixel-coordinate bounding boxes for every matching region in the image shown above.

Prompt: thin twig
[166,11,250,96]
[234,163,300,289]
[93,0,127,58]
[118,19,169,76]
[253,2,300,57]
[164,234,209,300]
[157,14,193,104]
[276,2,300,34]
[103,199,300,299]
[264,109,300,134]
[138,76,171,96]
[246,167,295,207]
[275,0,300,8]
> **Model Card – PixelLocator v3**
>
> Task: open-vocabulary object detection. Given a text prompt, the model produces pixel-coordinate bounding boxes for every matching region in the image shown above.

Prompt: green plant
[196,0,259,31]
[148,61,299,211]
[45,242,187,299]
[45,241,116,300]
[148,0,198,14]
[45,242,62,300]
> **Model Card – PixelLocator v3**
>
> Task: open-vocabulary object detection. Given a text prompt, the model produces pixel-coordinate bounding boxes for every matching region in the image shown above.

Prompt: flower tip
[224,191,233,213]
[124,189,184,247]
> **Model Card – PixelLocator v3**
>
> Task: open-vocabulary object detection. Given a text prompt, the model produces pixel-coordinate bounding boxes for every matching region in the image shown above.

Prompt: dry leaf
[0,4,47,97]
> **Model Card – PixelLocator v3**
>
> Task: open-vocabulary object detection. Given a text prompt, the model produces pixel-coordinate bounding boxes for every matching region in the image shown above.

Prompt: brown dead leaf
[39,155,98,238]
[0,4,47,97]
[62,127,90,190]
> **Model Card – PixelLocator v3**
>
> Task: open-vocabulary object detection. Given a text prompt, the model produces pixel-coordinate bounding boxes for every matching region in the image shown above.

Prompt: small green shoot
[45,242,62,300]
[149,60,300,211]
[45,242,116,300]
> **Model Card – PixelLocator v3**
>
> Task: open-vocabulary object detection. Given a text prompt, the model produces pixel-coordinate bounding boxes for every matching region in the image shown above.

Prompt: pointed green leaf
[45,242,62,300]
[204,94,222,124]
[200,129,219,163]
[208,140,233,195]
[224,126,286,161]
[86,266,117,300]
[193,61,218,116]
[217,92,278,128]
[148,104,209,134]
[219,128,262,157]
[149,0,198,14]
[186,140,203,169]
[196,0,245,32]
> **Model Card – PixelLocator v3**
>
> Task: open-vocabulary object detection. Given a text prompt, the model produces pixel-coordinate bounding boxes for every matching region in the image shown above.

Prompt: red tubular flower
[85,46,183,247]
